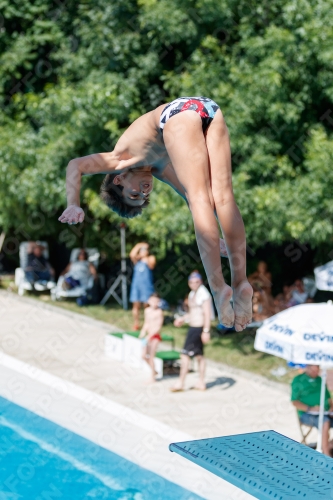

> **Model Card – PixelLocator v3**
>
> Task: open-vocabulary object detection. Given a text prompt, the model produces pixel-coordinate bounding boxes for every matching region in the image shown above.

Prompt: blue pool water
[0,397,203,499]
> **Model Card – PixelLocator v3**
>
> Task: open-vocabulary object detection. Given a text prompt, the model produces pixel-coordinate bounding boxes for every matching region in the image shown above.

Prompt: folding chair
[15,241,54,296]
[297,410,333,450]
[297,412,314,445]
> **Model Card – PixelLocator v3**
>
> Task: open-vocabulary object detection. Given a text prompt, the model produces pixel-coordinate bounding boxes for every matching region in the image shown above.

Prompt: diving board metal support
[100,223,128,309]
[170,430,333,499]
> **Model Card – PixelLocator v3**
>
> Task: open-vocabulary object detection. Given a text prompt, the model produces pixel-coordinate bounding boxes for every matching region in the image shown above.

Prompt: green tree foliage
[0,0,332,257]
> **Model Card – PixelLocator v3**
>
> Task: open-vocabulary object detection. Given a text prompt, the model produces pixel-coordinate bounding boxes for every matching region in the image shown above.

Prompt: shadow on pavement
[206,376,236,390]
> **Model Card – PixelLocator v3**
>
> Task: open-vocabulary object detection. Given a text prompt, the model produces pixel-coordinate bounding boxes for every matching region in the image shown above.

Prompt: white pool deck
[0,290,304,500]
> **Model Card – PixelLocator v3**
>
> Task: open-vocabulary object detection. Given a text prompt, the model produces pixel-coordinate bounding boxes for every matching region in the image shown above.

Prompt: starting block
[170,430,333,499]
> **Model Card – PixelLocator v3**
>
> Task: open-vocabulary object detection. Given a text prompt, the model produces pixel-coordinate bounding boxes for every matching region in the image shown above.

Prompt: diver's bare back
[114,105,169,171]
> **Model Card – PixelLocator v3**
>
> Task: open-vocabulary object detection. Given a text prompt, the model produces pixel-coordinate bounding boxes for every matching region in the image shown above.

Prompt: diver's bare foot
[215,285,234,328]
[233,280,253,331]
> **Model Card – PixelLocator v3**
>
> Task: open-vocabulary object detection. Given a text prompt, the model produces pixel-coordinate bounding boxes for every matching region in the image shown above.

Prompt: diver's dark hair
[100,173,150,219]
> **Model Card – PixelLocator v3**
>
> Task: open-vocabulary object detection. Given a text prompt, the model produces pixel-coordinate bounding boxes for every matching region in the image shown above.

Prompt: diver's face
[113,168,153,206]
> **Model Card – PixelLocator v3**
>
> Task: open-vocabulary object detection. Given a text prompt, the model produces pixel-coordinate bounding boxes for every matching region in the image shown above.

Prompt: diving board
[169,430,333,499]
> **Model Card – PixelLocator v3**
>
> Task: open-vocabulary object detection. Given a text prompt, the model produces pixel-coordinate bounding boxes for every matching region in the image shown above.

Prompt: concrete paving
[0,290,305,499]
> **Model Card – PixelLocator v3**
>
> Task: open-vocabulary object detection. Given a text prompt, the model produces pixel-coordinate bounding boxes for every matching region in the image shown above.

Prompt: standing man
[171,270,214,392]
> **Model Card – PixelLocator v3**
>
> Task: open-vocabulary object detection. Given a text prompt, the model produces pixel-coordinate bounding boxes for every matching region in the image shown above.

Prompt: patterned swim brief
[159,96,220,134]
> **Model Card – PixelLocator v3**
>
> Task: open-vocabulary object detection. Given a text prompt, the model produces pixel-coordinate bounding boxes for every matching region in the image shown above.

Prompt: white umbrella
[314,260,333,292]
[254,301,333,453]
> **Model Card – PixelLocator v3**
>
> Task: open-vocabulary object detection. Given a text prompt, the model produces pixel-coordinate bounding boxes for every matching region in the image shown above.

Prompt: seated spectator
[291,364,333,456]
[248,261,272,295]
[60,249,97,290]
[273,284,292,313]
[252,286,274,322]
[287,279,308,307]
[25,242,55,290]
[249,262,275,322]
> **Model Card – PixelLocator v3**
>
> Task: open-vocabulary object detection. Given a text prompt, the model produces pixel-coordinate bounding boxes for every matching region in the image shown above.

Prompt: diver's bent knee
[211,188,235,207]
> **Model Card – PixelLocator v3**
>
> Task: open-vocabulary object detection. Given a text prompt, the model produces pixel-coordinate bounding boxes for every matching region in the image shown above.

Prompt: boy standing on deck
[139,293,164,383]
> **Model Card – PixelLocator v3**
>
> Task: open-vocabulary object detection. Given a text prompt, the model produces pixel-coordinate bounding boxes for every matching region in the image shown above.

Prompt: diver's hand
[220,238,228,258]
[58,205,85,224]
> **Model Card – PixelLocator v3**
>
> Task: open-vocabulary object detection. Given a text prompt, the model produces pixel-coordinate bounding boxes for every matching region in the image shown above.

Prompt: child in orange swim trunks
[139,293,164,383]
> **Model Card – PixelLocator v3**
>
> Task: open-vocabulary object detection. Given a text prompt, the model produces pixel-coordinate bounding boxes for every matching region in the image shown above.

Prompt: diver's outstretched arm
[59,152,138,224]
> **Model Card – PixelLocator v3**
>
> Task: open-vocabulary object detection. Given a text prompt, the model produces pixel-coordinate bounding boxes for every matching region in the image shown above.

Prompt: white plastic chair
[15,241,55,296]
[51,248,100,301]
